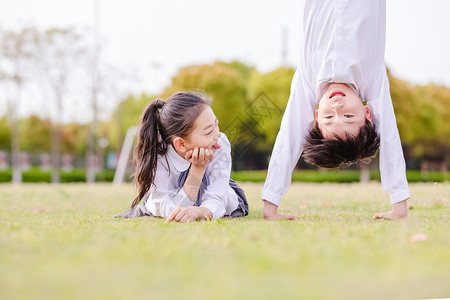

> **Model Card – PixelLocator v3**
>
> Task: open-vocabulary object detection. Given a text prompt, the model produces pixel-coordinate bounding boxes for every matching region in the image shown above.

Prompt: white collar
[166,144,190,172]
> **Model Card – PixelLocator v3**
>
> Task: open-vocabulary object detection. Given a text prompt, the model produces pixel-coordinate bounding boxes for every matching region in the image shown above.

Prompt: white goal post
[113,126,137,184]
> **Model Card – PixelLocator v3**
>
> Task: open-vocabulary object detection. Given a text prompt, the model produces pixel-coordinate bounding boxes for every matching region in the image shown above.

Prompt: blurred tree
[112,93,157,151]
[0,116,11,150]
[420,84,450,147]
[388,69,449,170]
[98,120,119,153]
[389,75,437,144]
[19,116,84,157]
[408,84,449,170]
[19,115,51,153]
[60,124,80,155]
[35,28,86,183]
[0,27,38,183]
[217,60,255,81]
[247,66,296,151]
[162,62,249,130]
[91,64,136,154]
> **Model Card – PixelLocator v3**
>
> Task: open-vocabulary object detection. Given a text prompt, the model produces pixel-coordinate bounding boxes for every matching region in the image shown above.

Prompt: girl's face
[315,83,372,140]
[183,106,220,152]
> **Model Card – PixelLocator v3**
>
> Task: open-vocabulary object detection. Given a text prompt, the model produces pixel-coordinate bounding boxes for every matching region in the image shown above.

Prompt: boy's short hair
[303,119,380,169]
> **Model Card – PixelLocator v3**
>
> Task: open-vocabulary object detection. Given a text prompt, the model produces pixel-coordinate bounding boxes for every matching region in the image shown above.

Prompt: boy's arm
[262,69,315,220]
[370,68,410,219]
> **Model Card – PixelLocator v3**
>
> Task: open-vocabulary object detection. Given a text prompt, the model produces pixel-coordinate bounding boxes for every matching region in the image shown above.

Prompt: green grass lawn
[1,182,449,300]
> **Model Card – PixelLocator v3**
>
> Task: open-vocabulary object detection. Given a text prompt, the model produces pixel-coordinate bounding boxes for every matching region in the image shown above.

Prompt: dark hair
[302,119,380,169]
[131,91,212,208]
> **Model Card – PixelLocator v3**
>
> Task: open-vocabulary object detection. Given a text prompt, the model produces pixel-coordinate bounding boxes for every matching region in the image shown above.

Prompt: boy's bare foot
[373,199,408,219]
[263,200,299,221]
[373,211,407,219]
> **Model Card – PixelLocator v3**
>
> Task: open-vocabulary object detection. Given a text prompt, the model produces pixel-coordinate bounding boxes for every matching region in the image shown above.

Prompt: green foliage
[19,115,52,153]
[0,116,11,150]
[162,62,249,129]
[247,66,296,150]
[217,60,256,81]
[0,169,447,183]
[62,123,88,156]
[388,70,450,161]
[17,116,88,155]
[111,93,157,150]
[108,65,450,169]
[231,170,449,183]
[0,168,115,183]
[1,60,449,169]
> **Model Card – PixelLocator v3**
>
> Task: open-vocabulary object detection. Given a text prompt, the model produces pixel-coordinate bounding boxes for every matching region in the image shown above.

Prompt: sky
[1,0,450,123]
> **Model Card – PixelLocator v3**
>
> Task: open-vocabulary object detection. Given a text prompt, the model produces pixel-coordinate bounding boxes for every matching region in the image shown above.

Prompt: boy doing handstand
[262,0,410,220]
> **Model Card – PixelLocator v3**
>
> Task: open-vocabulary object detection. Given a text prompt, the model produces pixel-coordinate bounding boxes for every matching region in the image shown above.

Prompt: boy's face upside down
[315,83,372,140]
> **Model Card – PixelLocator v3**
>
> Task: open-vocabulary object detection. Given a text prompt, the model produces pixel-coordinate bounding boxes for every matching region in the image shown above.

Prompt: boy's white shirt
[262,0,410,206]
[145,132,239,219]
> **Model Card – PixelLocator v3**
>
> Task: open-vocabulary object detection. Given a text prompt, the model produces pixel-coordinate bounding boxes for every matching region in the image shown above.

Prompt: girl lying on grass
[116,92,249,222]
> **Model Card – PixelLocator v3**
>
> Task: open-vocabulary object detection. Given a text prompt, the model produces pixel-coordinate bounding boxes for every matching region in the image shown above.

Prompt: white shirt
[145,132,239,219]
[262,0,410,205]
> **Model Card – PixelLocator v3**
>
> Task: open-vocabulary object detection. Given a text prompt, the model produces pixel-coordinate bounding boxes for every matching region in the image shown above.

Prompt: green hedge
[231,170,449,183]
[0,168,116,183]
[0,168,448,183]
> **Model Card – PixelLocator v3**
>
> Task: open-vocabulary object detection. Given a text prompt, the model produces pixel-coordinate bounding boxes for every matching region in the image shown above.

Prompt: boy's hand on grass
[263,200,299,221]
[166,206,212,223]
[373,199,408,220]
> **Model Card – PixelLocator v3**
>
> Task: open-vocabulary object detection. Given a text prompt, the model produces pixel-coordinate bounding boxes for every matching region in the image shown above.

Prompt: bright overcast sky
[1,0,450,122]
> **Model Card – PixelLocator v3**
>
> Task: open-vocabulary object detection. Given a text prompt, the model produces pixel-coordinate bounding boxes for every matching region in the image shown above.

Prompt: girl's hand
[184,147,215,169]
[166,206,212,223]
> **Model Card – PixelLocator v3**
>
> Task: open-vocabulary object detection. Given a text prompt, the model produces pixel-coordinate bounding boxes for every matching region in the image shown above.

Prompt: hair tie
[154,99,165,109]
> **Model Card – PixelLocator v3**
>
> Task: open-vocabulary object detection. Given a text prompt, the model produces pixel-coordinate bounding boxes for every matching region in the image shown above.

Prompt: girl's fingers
[198,147,205,161]
[174,209,187,222]
[192,147,199,161]
[184,150,193,160]
[188,147,216,166]
[166,206,182,222]
[179,214,191,223]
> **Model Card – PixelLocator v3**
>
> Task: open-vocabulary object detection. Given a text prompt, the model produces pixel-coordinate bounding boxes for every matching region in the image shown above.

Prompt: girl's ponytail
[131,99,166,208]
